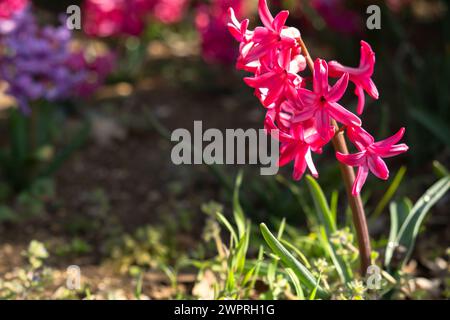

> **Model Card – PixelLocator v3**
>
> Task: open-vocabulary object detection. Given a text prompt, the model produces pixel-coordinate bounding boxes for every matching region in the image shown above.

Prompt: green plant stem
[298,37,371,275]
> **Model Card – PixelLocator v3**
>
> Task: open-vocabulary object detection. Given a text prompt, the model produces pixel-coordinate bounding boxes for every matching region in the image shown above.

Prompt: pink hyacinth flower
[328,41,379,114]
[293,58,361,139]
[244,48,305,108]
[231,0,300,70]
[265,110,318,180]
[336,126,408,195]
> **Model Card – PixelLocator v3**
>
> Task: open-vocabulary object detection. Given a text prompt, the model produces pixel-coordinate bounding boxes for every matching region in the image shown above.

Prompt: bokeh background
[0,0,448,299]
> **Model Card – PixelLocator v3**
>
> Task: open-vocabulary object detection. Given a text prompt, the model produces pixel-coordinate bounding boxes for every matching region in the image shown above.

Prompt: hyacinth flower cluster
[0,5,114,114]
[228,0,408,196]
[83,0,190,37]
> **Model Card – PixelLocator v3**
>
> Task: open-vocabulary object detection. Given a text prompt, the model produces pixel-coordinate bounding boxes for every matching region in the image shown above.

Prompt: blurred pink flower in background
[83,0,189,37]
[195,0,243,65]
[311,0,362,35]
[0,0,28,34]
[153,0,189,24]
[83,0,154,37]
[386,0,411,12]
[66,51,116,98]
[0,0,27,18]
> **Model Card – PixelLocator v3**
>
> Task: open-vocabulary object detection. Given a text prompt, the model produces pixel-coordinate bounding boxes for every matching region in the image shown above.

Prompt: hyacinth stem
[298,37,371,275]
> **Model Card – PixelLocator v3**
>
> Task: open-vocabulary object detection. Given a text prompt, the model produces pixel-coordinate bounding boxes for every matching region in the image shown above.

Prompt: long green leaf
[384,199,411,267]
[305,175,352,283]
[216,212,238,244]
[395,177,450,267]
[260,223,329,299]
[305,175,336,233]
[285,268,305,299]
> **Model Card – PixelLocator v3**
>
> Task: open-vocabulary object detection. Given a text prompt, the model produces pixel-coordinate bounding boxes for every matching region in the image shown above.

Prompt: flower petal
[347,126,374,149]
[326,72,349,102]
[354,85,366,115]
[352,165,369,196]
[373,127,405,148]
[292,146,308,180]
[298,88,318,107]
[279,143,297,167]
[368,155,389,180]
[258,0,274,29]
[336,151,366,166]
[313,59,328,95]
[272,10,289,32]
[377,144,409,158]
[305,148,319,178]
[327,102,361,127]
[315,109,331,139]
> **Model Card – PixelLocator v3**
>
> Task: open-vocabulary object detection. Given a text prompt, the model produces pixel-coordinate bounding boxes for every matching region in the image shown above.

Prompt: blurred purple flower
[0,7,114,114]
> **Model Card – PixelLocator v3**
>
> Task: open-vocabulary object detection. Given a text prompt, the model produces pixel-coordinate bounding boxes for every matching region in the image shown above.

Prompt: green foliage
[260,223,329,299]
[109,225,171,274]
[0,105,89,194]
[0,241,52,299]
[385,176,450,270]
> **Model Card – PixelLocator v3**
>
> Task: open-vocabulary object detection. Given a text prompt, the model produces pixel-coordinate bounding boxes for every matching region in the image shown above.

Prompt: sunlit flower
[328,41,378,114]
[293,59,361,139]
[336,126,408,195]
[244,49,305,108]
[229,0,300,71]
[265,110,318,180]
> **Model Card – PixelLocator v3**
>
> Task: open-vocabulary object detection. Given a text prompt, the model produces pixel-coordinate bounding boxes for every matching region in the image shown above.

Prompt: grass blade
[285,268,305,299]
[260,223,329,299]
[233,171,246,237]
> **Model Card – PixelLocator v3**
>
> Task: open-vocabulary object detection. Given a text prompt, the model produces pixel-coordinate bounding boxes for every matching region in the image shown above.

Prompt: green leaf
[371,166,407,221]
[330,190,339,226]
[384,199,411,267]
[280,239,311,268]
[234,222,250,274]
[305,175,352,283]
[309,273,322,300]
[432,160,449,178]
[216,212,238,244]
[305,175,336,233]
[395,177,450,267]
[233,171,246,237]
[277,218,286,239]
[260,223,329,299]
[285,268,305,299]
